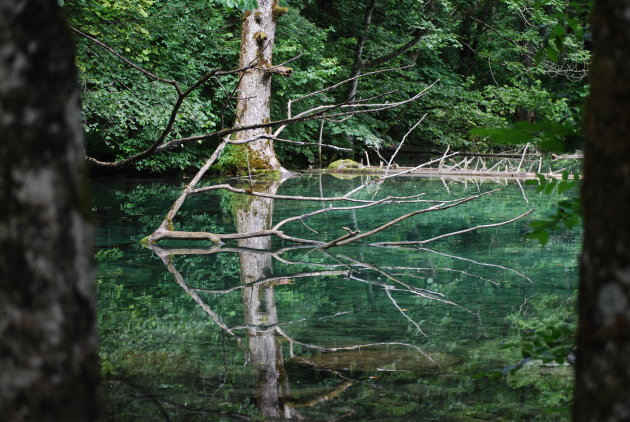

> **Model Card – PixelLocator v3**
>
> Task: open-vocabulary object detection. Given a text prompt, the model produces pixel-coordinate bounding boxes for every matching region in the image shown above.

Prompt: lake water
[93,173,578,421]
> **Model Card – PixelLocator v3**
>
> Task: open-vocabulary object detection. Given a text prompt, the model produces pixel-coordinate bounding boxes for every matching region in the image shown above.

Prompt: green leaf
[546,45,560,62]
[537,137,564,152]
[530,229,550,246]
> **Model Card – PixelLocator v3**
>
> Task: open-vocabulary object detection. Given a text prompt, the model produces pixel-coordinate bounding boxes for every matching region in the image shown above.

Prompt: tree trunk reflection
[234,181,296,419]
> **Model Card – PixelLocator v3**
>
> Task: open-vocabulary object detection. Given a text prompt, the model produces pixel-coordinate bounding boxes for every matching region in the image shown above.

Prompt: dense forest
[65,0,589,173]
[10,0,630,421]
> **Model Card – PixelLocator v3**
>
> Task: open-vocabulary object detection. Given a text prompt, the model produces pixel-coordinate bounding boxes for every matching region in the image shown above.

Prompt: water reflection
[146,178,550,420]
[235,182,295,419]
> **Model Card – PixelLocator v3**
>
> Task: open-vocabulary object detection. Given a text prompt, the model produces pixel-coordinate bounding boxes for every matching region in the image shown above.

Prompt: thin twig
[323,190,497,248]
[384,288,427,336]
[385,114,426,175]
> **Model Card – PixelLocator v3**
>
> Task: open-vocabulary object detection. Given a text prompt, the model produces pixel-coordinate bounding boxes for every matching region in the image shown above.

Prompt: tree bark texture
[233,0,288,173]
[574,1,630,420]
[0,1,100,421]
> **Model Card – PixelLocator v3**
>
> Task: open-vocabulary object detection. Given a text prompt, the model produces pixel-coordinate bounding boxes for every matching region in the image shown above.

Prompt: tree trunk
[346,0,429,106]
[232,0,290,174]
[0,1,100,421]
[346,0,376,101]
[574,1,630,420]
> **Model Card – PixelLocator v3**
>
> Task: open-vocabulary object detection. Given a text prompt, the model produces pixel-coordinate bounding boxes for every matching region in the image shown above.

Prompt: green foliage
[67,0,240,172]
[95,247,124,262]
[533,1,592,63]
[478,294,576,383]
[506,294,576,368]
[471,120,576,152]
[517,324,574,365]
[525,171,581,245]
[69,0,590,171]
[210,0,257,11]
[216,143,248,175]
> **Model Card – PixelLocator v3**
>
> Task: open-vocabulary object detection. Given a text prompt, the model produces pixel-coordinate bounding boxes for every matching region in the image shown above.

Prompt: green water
[93,174,578,421]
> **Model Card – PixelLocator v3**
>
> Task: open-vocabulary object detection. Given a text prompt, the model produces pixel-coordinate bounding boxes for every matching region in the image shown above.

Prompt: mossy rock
[327,159,364,170]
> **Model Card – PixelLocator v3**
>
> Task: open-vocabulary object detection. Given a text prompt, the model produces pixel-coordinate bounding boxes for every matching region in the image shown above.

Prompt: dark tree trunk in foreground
[574,1,630,420]
[0,1,100,421]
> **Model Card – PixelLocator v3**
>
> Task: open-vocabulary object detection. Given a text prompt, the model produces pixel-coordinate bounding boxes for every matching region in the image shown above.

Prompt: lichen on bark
[575,1,630,420]
[0,0,100,420]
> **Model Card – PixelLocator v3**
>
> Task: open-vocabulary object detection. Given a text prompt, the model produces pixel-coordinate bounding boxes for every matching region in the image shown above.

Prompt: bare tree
[232,0,291,173]
[73,1,434,171]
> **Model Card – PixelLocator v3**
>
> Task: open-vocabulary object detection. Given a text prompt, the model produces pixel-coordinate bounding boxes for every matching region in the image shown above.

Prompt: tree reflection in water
[147,178,539,419]
[236,181,295,419]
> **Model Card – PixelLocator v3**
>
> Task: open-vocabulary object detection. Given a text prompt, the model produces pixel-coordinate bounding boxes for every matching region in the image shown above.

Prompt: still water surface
[93,174,578,421]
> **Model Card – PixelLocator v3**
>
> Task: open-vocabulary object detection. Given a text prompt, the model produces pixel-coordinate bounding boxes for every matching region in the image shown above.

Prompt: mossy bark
[0,0,100,420]
[575,1,630,420]
[232,0,289,174]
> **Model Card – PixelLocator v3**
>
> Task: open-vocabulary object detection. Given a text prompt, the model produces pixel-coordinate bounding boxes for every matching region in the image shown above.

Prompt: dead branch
[275,327,435,361]
[151,244,507,289]
[232,311,353,331]
[150,189,496,247]
[153,246,238,337]
[336,254,465,309]
[408,247,534,283]
[385,114,427,175]
[192,270,349,294]
[71,27,181,90]
[370,208,534,246]
[285,382,354,409]
[341,151,460,199]
[191,183,427,204]
[321,190,498,248]
[150,243,316,257]
[384,288,427,336]
[272,79,438,142]
[79,27,433,169]
[388,267,501,286]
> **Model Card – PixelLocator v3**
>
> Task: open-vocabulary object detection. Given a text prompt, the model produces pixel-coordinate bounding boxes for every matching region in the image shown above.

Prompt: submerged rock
[291,347,461,375]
